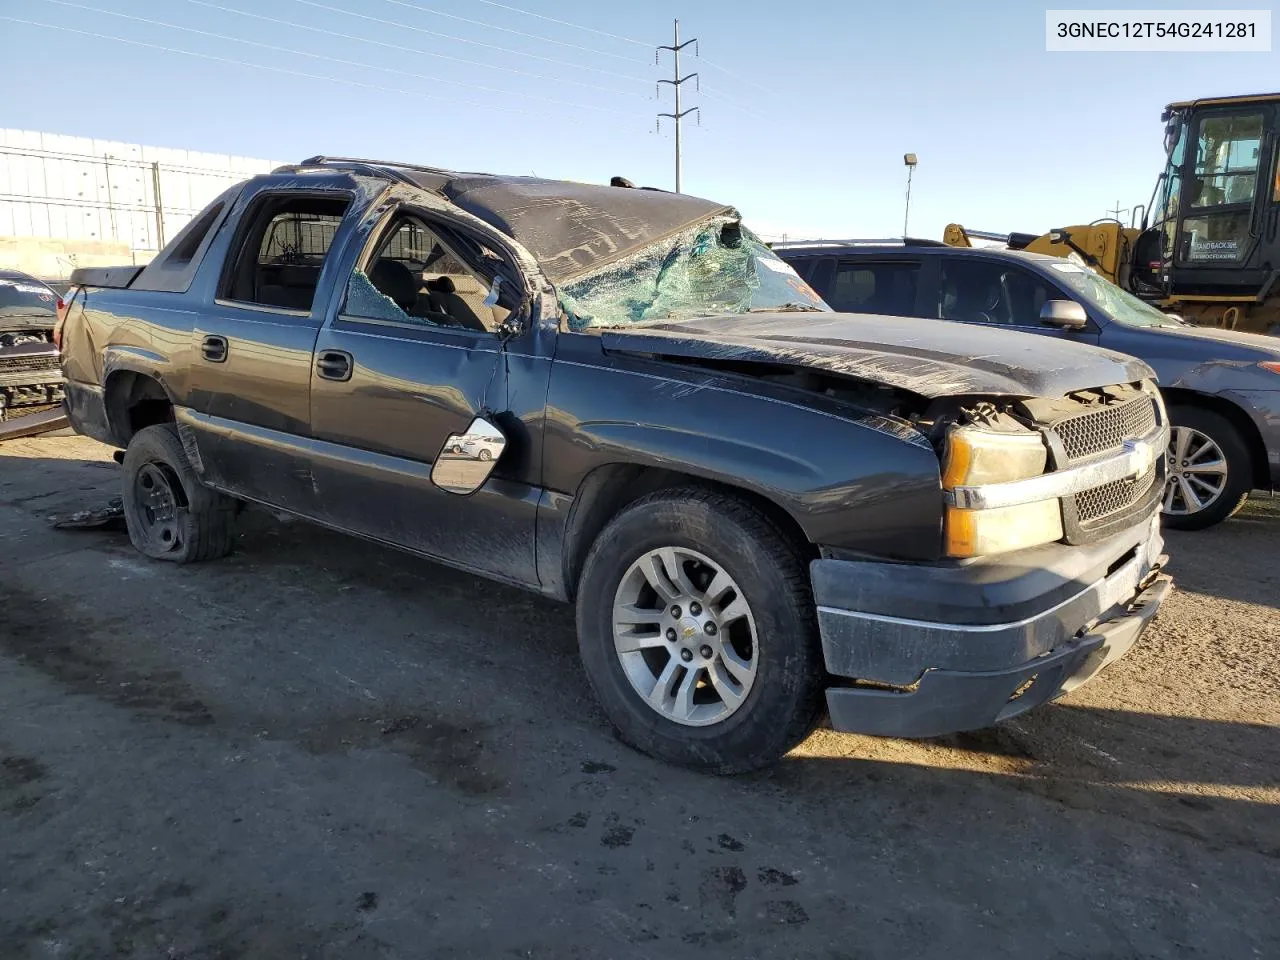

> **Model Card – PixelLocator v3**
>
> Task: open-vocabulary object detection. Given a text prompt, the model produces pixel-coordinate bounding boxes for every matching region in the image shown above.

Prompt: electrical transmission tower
[657,19,698,193]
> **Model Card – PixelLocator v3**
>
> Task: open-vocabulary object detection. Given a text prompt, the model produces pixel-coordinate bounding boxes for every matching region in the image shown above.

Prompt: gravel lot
[2,434,1277,959]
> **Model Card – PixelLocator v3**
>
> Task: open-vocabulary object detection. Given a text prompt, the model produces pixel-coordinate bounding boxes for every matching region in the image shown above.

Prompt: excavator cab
[1146,94,1280,330]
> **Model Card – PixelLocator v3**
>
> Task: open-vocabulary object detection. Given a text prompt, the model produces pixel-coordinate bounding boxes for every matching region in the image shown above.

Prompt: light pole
[903,153,918,237]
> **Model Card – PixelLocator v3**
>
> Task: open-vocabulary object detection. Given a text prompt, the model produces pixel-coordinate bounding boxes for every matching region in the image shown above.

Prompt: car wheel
[477,448,492,462]
[576,487,825,774]
[121,423,237,562]
[1161,406,1252,530]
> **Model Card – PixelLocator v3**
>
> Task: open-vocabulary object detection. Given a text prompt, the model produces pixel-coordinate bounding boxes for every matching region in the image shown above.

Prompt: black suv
[777,241,1280,530]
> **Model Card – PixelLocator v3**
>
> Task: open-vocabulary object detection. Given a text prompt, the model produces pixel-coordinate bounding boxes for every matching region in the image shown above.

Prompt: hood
[0,316,55,333]
[601,312,1155,399]
[1124,321,1280,360]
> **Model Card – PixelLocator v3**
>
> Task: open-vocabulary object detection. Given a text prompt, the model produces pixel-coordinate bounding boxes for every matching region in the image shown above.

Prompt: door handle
[201,334,228,363]
[315,350,353,382]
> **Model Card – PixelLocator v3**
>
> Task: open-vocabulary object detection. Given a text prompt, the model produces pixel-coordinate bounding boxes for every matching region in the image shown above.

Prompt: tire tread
[577,485,825,774]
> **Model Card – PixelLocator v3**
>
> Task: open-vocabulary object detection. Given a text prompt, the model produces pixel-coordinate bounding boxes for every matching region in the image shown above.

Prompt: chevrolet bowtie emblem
[1124,438,1156,475]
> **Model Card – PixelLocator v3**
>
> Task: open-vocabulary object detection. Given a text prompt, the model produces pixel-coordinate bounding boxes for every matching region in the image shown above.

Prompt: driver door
[305,206,547,585]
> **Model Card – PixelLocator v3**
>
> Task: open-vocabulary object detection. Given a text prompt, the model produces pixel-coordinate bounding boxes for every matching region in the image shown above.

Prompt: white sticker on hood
[757,257,798,275]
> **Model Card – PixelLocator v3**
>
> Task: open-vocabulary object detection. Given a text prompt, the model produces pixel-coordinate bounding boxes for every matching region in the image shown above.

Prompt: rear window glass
[260,214,343,265]
[0,276,57,322]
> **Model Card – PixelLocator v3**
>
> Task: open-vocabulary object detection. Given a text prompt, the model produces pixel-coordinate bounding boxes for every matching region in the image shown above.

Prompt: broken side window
[344,269,421,326]
[341,213,522,334]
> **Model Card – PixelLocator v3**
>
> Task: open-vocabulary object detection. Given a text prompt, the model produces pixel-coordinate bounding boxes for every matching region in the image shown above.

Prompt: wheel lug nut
[680,648,693,662]
[670,605,681,618]
[704,622,717,635]
[699,645,713,659]
[666,628,677,641]
[689,602,701,616]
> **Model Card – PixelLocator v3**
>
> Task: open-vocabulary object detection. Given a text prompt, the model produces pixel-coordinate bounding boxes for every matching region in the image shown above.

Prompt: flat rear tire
[121,423,237,563]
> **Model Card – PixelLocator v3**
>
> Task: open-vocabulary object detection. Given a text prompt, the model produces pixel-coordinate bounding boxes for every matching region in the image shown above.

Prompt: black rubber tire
[121,423,237,562]
[576,487,825,774]
[1163,405,1252,531]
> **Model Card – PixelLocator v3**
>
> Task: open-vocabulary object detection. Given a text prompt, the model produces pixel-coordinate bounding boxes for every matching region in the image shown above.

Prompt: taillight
[53,286,78,351]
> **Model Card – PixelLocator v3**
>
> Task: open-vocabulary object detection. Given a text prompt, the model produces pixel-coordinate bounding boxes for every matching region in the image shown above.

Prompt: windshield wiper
[746,303,824,313]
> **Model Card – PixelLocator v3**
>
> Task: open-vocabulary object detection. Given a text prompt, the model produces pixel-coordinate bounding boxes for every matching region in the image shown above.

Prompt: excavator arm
[942,222,1138,287]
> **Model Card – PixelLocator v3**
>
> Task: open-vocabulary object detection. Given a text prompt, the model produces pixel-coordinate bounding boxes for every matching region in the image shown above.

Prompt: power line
[697,84,754,114]
[182,0,642,97]
[1,17,639,126]
[473,0,651,47]
[470,0,773,97]
[696,53,776,96]
[292,0,652,84]
[376,0,647,64]
[38,0,629,115]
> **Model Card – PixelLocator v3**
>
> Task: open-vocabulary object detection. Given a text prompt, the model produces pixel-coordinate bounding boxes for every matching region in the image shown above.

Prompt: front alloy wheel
[1164,425,1228,516]
[575,488,825,773]
[612,547,758,726]
[1160,405,1251,530]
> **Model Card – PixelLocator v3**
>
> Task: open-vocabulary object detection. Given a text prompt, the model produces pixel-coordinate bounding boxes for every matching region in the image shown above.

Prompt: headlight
[942,426,1062,558]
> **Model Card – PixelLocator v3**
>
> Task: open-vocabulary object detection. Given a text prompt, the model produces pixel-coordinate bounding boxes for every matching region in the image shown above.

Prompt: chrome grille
[1055,396,1157,462]
[0,354,59,374]
[1075,464,1159,523]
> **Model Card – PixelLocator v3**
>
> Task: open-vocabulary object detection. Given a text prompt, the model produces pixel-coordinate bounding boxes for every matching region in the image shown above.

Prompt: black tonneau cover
[68,265,145,289]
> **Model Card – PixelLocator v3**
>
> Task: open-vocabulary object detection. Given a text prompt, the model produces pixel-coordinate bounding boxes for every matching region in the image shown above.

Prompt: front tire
[1162,406,1251,531]
[121,423,237,562]
[576,488,825,774]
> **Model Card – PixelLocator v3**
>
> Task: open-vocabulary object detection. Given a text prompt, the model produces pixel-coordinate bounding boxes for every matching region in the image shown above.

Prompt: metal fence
[0,129,284,258]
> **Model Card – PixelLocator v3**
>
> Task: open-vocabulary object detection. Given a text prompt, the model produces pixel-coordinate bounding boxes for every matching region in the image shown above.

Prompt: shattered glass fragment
[344,270,415,325]
[559,217,828,331]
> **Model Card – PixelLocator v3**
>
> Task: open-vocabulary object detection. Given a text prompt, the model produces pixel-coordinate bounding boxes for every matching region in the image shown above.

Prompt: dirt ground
[1,434,1277,960]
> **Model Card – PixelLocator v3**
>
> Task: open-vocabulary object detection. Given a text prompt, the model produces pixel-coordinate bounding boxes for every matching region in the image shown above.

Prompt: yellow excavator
[944,92,1280,335]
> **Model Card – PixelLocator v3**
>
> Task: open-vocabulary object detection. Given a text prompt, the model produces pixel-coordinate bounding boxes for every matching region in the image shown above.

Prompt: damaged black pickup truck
[58,158,1172,772]
[1,269,65,425]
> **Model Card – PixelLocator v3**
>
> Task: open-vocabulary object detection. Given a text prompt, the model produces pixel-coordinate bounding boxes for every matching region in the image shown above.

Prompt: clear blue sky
[2,0,1277,239]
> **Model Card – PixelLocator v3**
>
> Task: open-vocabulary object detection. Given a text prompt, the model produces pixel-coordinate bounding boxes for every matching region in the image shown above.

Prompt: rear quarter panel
[64,289,197,403]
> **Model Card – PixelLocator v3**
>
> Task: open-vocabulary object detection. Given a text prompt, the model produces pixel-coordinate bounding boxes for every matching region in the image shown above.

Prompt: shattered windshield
[1045,261,1184,328]
[559,218,829,330]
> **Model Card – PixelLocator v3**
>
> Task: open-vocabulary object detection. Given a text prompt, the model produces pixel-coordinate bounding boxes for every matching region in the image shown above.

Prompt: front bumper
[815,515,1171,738]
[0,353,64,418]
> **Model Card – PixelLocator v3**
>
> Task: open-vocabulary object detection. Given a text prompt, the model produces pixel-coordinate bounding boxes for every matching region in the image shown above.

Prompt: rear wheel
[1162,406,1251,530]
[576,488,825,774]
[121,423,237,562]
